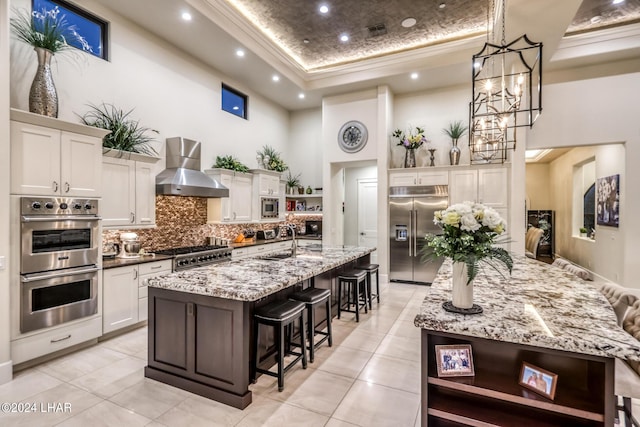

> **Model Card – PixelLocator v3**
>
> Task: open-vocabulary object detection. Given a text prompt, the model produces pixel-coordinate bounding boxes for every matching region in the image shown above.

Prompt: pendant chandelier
[469,0,542,164]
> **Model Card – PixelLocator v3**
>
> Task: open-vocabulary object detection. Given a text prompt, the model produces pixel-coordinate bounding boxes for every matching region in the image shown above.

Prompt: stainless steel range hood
[156,137,229,198]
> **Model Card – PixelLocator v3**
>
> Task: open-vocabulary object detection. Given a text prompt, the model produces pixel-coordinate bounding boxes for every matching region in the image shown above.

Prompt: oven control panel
[21,197,99,216]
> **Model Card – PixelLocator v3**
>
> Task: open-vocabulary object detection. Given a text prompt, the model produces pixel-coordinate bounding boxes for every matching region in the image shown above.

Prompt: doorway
[357,179,378,263]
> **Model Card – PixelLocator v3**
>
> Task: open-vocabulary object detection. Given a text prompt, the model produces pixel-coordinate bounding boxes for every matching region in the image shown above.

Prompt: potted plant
[10,6,90,117]
[579,227,588,237]
[285,171,301,195]
[392,126,428,168]
[79,103,158,156]
[442,120,468,166]
[213,155,249,173]
[256,145,288,172]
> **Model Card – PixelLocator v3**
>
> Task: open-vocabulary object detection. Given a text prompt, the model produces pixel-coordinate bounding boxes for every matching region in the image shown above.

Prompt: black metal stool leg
[300,311,307,369]
[308,304,316,363]
[326,298,333,347]
[337,279,342,319]
[277,323,285,392]
[252,319,259,383]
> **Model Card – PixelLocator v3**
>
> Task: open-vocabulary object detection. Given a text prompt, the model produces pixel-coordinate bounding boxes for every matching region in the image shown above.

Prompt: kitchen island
[415,257,640,426]
[144,246,374,409]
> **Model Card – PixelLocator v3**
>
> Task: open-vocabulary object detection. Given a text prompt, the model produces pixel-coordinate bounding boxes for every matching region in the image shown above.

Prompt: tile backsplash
[102,195,321,251]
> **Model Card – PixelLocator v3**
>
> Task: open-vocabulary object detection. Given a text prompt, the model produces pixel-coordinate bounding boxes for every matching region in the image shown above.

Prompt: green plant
[285,171,301,188]
[213,155,249,172]
[10,6,89,54]
[79,103,158,156]
[442,120,468,140]
[257,145,288,172]
[579,227,588,234]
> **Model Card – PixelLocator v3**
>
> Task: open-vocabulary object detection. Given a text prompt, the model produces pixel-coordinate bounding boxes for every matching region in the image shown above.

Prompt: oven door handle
[21,266,99,282]
[21,215,101,222]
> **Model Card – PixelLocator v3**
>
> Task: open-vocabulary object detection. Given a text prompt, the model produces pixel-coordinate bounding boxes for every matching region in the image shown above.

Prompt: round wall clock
[338,120,368,153]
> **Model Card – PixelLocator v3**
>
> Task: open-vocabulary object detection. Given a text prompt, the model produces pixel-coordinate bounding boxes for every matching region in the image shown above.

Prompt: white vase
[451,261,473,309]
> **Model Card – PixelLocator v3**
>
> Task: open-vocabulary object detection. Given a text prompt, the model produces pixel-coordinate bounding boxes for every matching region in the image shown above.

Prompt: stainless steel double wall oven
[20,197,100,333]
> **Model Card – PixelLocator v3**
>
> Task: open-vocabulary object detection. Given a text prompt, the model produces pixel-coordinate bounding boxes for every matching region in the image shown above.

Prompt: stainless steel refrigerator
[389,185,448,284]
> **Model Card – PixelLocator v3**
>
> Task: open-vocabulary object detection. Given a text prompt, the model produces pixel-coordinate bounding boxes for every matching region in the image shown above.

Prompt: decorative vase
[29,47,58,118]
[404,148,416,168]
[428,148,437,167]
[449,138,461,165]
[451,261,474,309]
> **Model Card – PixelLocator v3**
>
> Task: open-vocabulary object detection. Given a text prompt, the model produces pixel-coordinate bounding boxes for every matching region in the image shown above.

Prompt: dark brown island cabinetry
[145,255,367,409]
[421,330,614,427]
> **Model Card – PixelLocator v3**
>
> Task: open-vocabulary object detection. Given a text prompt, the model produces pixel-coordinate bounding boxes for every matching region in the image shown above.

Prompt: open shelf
[422,331,613,427]
[286,194,322,198]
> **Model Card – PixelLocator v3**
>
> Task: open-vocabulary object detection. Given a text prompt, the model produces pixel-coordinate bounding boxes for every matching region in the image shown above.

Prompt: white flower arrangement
[425,201,512,283]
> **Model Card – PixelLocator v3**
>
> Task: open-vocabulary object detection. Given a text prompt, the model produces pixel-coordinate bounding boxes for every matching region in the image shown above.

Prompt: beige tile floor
[0,280,638,426]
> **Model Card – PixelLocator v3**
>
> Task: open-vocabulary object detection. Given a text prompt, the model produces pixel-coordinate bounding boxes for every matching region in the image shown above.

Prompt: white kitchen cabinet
[103,260,171,332]
[10,121,103,197]
[232,240,293,260]
[389,169,448,187]
[102,152,160,227]
[449,166,509,209]
[253,170,280,196]
[206,169,253,222]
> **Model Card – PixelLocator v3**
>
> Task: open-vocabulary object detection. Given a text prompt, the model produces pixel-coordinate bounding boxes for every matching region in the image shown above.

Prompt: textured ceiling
[567,0,640,34]
[223,0,640,71]
[225,0,490,71]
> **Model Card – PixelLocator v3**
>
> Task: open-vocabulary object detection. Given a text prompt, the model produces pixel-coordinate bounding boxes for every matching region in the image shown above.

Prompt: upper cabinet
[449,166,509,209]
[206,169,253,223]
[253,170,281,196]
[10,110,109,197]
[389,170,448,187]
[102,152,160,227]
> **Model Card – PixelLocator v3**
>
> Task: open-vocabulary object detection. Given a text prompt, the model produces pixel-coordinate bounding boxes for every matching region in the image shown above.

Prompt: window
[221,84,248,119]
[32,0,108,60]
[583,184,595,232]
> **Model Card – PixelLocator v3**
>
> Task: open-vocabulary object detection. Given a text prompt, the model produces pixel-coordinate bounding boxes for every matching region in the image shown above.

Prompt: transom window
[32,0,108,60]
[222,84,248,119]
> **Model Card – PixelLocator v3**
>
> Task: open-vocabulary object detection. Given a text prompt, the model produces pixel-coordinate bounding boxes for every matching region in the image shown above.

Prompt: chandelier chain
[501,0,506,45]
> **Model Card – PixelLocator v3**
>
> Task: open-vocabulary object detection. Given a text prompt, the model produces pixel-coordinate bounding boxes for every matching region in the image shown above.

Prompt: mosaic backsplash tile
[103,195,322,252]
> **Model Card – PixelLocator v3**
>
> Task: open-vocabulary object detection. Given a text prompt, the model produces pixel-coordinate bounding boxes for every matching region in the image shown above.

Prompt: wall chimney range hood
[156,137,229,198]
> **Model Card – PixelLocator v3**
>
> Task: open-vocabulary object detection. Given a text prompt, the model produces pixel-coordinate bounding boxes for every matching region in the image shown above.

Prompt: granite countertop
[102,253,174,269]
[414,256,640,361]
[146,246,374,302]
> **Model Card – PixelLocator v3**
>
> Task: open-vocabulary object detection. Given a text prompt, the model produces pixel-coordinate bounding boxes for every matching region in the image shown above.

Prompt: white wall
[0,0,12,384]
[529,73,640,288]
[287,108,322,188]
[9,0,290,172]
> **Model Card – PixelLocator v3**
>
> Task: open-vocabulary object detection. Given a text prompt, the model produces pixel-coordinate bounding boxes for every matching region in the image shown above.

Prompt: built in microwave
[261,197,279,219]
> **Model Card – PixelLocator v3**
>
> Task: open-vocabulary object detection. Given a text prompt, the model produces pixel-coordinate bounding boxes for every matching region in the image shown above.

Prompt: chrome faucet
[287,224,297,257]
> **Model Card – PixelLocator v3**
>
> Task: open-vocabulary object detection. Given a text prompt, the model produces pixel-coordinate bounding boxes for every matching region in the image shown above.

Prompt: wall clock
[338,120,368,153]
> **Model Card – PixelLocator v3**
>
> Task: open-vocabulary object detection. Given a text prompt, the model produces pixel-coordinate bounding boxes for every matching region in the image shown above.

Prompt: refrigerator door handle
[408,210,412,257]
[414,209,418,256]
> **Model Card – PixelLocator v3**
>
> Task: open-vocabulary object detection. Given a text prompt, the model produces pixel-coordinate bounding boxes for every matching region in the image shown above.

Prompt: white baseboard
[0,359,13,385]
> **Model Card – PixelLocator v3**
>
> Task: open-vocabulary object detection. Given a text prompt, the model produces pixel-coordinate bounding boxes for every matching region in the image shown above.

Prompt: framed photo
[519,362,558,400]
[596,174,619,227]
[295,201,306,211]
[434,344,475,377]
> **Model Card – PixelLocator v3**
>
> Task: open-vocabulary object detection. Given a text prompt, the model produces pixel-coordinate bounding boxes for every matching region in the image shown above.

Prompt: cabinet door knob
[64,182,70,193]
[130,212,135,223]
[133,269,138,280]
[53,181,59,192]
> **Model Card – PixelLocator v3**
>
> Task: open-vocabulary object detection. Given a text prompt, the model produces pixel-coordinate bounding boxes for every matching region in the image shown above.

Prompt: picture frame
[596,174,619,228]
[295,200,306,211]
[434,344,475,377]
[519,362,558,400]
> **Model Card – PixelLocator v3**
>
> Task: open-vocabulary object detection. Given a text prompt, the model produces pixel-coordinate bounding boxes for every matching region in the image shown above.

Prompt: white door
[10,122,61,195]
[449,170,478,205]
[478,167,508,208]
[357,179,378,263]
[135,161,156,225]
[102,157,136,227]
[61,132,102,197]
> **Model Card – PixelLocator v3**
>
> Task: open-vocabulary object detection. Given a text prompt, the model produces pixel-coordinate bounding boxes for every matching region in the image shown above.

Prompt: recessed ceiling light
[236,49,245,57]
[181,12,192,21]
[272,75,280,82]
[340,34,349,42]
[439,2,446,9]
[612,0,624,4]
[298,93,305,99]
[401,17,417,28]
[410,72,419,80]
[590,16,602,24]
[319,4,329,14]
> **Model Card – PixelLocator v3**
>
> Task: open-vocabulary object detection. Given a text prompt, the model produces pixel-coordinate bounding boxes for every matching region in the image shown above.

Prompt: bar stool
[355,263,380,309]
[337,269,368,322]
[289,287,332,363]
[252,300,307,392]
